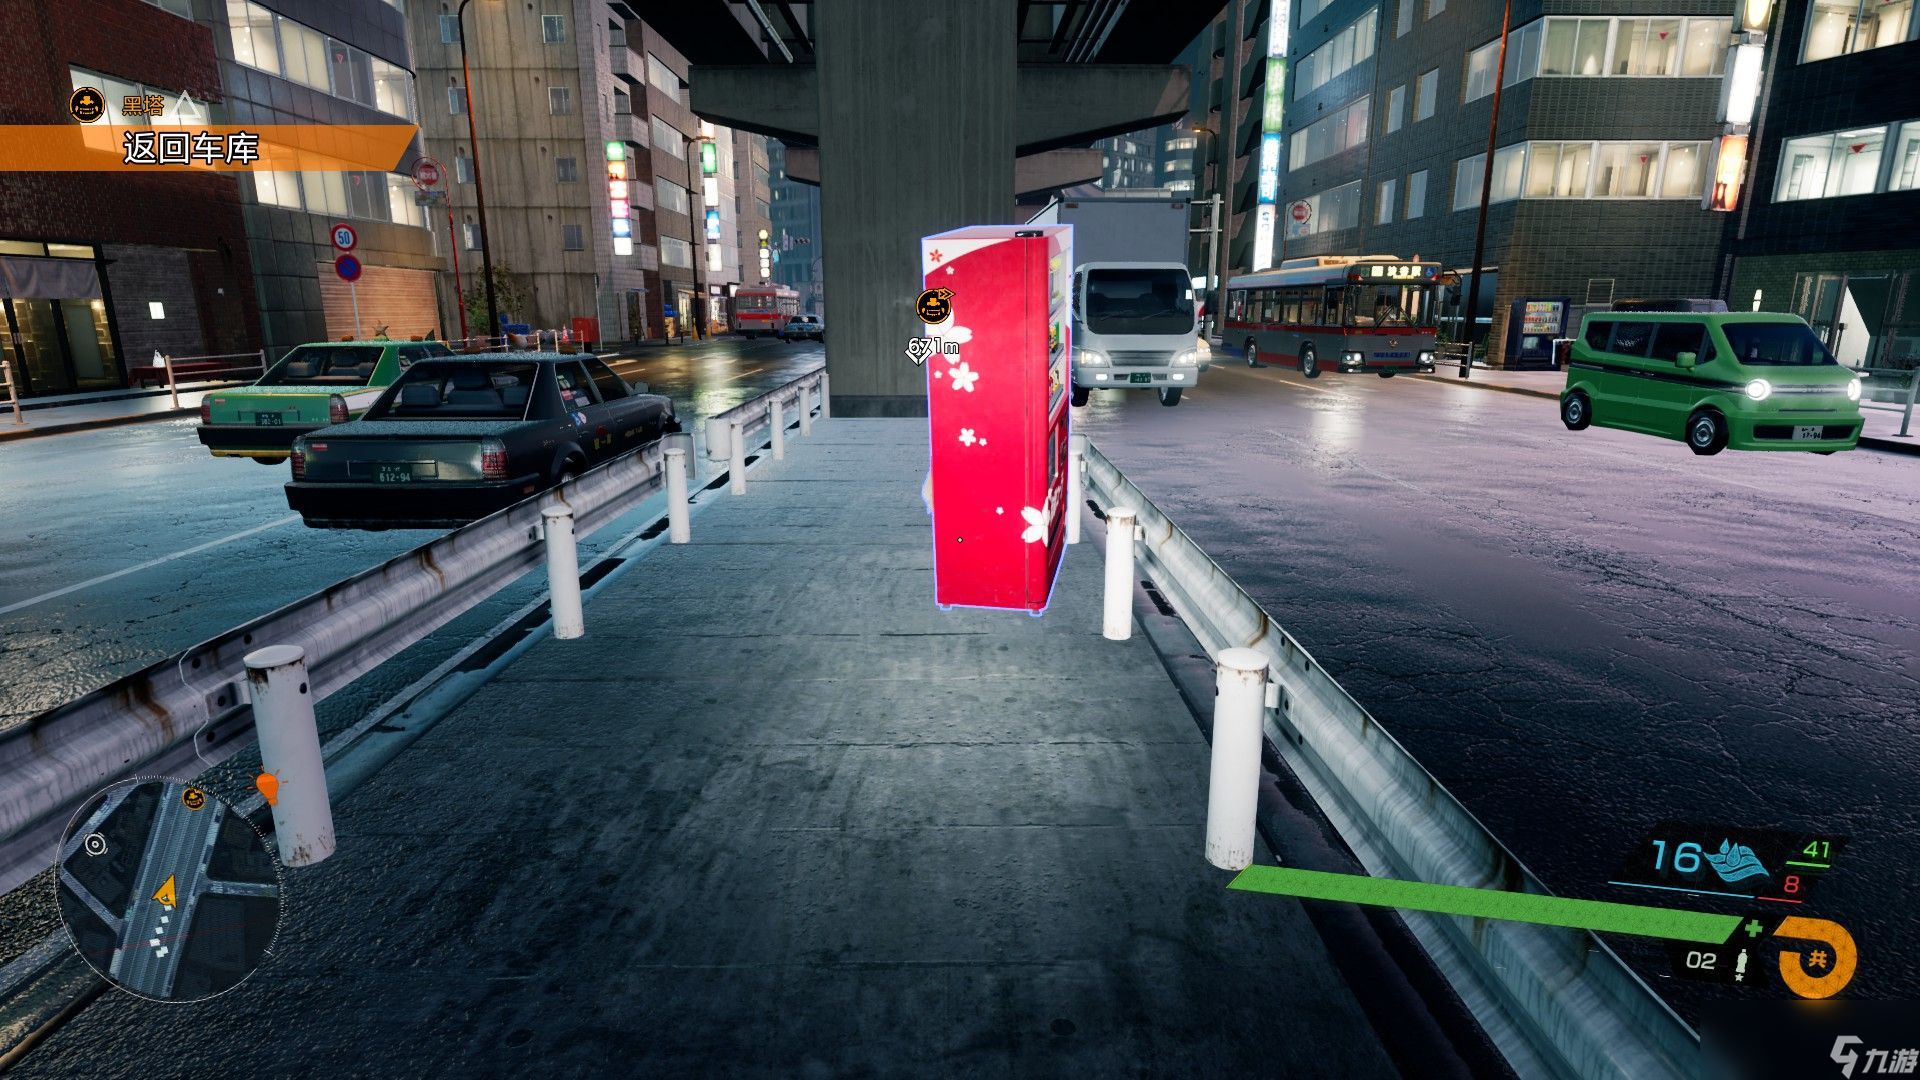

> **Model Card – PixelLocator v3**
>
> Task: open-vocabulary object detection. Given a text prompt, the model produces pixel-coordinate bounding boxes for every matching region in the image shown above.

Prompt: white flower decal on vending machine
[1020,492,1055,544]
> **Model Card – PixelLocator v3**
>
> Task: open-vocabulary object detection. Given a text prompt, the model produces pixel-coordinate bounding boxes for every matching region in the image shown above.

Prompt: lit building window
[1775,126,1891,200]
[1802,0,1916,62]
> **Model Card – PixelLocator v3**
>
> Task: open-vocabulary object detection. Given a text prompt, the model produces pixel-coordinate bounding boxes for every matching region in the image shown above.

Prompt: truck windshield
[1084,269,1195,335]
[1346,284,1437,328]
[258,345,384,386]
[371,362,539,420]
[1721,322,1839,367]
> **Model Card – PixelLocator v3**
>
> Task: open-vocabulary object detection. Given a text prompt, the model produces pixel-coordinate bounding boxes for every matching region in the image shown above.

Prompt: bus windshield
[1084,269,1195,335]
[1346,284,1436,329]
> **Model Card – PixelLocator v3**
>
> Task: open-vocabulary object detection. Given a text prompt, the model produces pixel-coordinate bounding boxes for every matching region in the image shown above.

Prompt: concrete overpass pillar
[813,0,1016,416]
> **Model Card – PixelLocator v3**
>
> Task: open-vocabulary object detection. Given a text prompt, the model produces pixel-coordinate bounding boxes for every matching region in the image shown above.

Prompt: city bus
[732,284,801,338]
[1225,256,1442,378]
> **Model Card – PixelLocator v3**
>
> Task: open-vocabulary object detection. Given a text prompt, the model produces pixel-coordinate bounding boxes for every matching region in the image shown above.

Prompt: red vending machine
[922,223,1073,613]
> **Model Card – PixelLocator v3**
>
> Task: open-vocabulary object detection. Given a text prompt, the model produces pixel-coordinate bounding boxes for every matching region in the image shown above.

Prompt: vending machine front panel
[922,224,1072,613]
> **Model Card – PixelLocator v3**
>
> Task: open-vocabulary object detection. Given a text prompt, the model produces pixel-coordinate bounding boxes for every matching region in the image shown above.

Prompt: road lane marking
[1238,365,1335,394]
[0,514,300,618]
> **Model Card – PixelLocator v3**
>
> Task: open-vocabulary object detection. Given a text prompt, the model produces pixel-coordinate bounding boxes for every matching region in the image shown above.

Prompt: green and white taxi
[197,340,453,463]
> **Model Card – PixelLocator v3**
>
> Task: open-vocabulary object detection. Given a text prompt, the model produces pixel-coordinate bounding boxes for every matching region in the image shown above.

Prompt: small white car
[781,315,824,342]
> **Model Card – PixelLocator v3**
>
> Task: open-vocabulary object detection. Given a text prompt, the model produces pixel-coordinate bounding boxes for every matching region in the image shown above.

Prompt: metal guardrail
[0,368,825,897]
[1857,366,1916,437]
[1080,441,1697,1080]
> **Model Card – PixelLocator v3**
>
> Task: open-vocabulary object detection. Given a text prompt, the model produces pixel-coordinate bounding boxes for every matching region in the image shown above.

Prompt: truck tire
[1158,387,1182,406]
[1300,345,1321,379]
[1070,385,1090,407]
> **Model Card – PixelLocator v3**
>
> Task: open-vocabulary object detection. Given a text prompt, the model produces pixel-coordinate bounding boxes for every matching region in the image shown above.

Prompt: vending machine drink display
[922,224,1073,613]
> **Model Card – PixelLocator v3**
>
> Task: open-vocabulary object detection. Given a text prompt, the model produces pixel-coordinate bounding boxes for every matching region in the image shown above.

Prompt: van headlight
[1172,348,1199,365]
[1846,378,1862,402]
[1342,351,1364,366]
[1418,350,1436,366]
[1744,378,1772,401]
[1075,348,1108,366]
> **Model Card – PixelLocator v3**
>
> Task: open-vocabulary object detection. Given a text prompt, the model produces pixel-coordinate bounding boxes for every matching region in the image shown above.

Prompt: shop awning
[0,256,102,300]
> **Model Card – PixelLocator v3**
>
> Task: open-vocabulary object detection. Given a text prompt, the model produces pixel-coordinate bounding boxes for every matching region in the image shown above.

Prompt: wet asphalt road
[1072,357,1920,1009]
[3,337,1914,1019]
[0,335,824,730]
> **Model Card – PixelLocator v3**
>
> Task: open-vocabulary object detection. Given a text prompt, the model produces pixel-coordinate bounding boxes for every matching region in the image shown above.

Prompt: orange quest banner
[0,125,419,172]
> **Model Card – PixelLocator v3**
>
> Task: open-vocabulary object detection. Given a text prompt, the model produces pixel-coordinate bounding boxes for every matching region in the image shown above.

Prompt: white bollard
[729,420,747,494]
[1066,433,1086,545]
[1205,648,1270,871]
[245,645,335,868]
[798,382,813,436]
[819,373,832,419]
[664,446,691,544]
[704,416,730,462]
[542,505,584,639]
[770,395,786,459]
[1102,506,1137,641]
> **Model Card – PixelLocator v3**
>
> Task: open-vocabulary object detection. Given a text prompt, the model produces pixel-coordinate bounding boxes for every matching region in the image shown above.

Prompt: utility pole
[685,132,706,341]
[456,0,500,343]
[1460,0,1513,379]
[1190,124,1224,340]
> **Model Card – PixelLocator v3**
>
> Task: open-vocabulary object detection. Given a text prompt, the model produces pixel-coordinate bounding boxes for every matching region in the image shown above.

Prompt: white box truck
[1028,196,1207,406]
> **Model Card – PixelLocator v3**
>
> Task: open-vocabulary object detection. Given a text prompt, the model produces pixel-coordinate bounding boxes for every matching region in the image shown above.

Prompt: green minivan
[1560,312,1864,456]
[197,340,453,463]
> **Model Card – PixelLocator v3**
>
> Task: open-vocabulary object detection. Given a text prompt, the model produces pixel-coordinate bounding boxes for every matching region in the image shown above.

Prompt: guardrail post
[770,395,786,460]
[798,380,813,437]
[1902,370,1917,438]
[1067,433,1086,545]
[820,372,832,419]
[2,360,22,425]
[163,354,180,410]
[1103,506,1137,641]
[542,506,584,639]
[245,645,335,868]
[1205,648,1269,871]
[729,420,748,495]
[665,446,691,544]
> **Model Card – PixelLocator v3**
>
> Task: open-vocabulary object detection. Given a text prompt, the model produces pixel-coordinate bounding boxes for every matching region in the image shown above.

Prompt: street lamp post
[456,0,500,344]
[1459,0,1514,379]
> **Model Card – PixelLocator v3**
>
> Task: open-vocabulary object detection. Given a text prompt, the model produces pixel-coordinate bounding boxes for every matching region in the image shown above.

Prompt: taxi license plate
[254,413,283,426]
[374,463,413,484]
[1128,372,1152,384]
[1793,425,1825,440]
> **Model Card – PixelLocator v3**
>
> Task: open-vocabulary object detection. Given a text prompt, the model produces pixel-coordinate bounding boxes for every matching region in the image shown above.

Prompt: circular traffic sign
[334,254,363,282]
[330,223,357,252]
[1289,201,1312,224]
[411,157,443,189]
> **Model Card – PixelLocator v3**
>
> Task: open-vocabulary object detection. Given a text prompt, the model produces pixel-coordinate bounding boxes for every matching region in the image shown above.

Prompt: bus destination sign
[1355,263,1434,281]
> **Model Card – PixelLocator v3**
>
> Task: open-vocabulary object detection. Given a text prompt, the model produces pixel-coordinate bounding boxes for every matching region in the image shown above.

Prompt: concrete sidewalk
[1411,366,1919,456]
[0,384,240,442]
[15,420,1400,1078]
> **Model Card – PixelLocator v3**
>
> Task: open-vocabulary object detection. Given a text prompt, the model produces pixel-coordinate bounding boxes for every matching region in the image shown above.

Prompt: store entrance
[3,297,119,396]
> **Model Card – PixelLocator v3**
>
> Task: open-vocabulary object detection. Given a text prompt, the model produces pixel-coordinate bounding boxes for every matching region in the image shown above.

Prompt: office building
[733,131,773,291]
[0,0,260,398]
[1278,0,1732,363]
[768,140,824,315]
[1720,0,1920,368]
[218,0,441,355]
